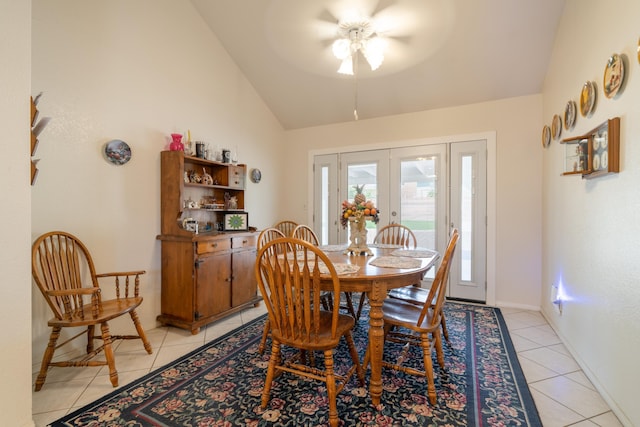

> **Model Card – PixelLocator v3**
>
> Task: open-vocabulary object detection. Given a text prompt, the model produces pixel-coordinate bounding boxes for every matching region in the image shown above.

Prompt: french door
[449,140,487,301]
[313,139,487,302]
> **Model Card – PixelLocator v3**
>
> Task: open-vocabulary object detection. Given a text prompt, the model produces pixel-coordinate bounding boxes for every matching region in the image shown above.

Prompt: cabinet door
[195,252,232,318]
[160,241,195,321]
[231,249,258,307]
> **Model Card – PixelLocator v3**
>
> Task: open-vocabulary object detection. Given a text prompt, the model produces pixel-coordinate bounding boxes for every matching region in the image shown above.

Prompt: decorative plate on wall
[541,125,551,148]
[104,140,131,165]
[603,53,625,99]
[564,100,577,130]
[580,81,596,117]
[551,114,562,140]
[250,168,262,183]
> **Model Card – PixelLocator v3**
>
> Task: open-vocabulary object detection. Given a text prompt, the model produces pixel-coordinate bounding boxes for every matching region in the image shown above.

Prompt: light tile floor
[32,305,622,426]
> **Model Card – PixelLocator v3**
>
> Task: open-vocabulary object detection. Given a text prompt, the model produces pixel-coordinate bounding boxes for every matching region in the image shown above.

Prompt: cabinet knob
[242,240,248,244]
[212,243,218,248]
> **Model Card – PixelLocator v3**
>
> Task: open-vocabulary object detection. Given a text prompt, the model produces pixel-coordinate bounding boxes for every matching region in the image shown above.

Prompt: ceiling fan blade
[311,18,340,40]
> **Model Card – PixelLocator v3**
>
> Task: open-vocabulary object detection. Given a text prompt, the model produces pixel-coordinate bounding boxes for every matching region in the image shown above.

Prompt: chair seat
[382,298,438,332]
[388,285,432,305]
[48,297,144,327]
[388,285,451,342]
[271,311,355,351]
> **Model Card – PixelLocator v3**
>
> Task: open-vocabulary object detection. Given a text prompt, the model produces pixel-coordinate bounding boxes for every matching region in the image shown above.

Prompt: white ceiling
[190,0,565,130]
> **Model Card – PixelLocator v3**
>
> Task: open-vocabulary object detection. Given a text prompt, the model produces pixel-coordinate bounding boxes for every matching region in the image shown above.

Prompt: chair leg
[434,330,445,368]
[86,324,95,353]
[258,319,270,354]
[344,292,357,319]
[100,322,119,388]
[261,341,280,408]
[441,313,450,343]
[323,349,339,427]
[130,309,152,354]
[345,331,365,385]
[420,333,437,405]
[355,292,367,321]
[35,326,61,391]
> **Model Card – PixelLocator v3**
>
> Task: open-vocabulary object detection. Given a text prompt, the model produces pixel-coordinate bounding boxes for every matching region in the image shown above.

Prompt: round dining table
[319,244,439,406]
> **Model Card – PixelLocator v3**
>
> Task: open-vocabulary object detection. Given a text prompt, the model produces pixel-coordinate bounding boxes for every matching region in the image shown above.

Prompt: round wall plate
[541,125,551,148]
[250,168,262,183]
[580,81,596,117]
[104,139,131,165]
[564,100,576,130]
[551,114,562,140]
[603,53,625,99]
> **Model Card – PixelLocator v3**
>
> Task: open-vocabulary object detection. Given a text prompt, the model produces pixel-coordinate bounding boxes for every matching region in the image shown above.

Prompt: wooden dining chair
[349,223,419,320]
[255,237,365,427]
[291,224,319,245]
[256,227,286,354]
[387,228,458,342]
[364,229,458,405]
[258,227,286,250]
[292,224,359,320]
[31,231,153,391]
[273,220,298,237]
[373,223,418,249]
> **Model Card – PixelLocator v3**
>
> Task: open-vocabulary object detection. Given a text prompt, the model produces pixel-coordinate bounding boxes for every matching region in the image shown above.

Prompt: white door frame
[307,132,496,306]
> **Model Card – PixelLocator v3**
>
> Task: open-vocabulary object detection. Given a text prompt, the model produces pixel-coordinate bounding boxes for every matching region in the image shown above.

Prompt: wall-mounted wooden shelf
[561,117,620,179]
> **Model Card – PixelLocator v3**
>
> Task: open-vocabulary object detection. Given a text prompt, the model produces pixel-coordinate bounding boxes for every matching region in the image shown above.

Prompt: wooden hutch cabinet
[157,150,261,334]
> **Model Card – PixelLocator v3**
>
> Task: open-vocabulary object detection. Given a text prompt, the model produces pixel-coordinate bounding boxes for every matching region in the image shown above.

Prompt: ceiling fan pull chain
[354,53,359,121]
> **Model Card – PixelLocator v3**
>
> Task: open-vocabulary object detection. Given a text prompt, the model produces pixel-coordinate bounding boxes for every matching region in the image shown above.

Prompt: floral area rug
[51,301,541,426]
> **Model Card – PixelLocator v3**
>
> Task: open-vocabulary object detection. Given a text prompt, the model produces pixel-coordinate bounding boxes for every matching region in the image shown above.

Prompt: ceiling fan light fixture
[332,38,351,60]
[337,57,354,75]
[332,19,385,74]
[362,37,385,70]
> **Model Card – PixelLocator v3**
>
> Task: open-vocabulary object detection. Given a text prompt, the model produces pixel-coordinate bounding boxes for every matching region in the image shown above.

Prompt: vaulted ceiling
[191,0,565,130]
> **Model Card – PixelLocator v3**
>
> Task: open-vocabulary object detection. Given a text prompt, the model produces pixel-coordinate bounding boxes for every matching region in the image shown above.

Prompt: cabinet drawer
[232,235,256,249]
[228,166,245,189]
[197,239,231,255]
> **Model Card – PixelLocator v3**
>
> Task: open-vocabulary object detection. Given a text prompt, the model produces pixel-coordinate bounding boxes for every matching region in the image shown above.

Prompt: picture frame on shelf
[223,211,249,231]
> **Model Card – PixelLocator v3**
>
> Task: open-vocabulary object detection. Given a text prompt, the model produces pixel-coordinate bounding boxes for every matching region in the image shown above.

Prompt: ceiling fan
[264,0,454,78]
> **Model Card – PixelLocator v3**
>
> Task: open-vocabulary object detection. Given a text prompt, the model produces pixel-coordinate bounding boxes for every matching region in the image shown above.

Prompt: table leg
[367,280,387,406]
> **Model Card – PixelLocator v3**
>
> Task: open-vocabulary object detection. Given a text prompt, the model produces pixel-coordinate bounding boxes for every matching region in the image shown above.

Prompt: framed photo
[223,212,249,231]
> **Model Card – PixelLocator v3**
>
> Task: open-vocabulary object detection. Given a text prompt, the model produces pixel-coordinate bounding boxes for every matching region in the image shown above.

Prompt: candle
[187,129,191,142]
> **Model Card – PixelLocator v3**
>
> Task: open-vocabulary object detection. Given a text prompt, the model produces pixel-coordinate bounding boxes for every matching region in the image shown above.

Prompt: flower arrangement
[340,184,380,228]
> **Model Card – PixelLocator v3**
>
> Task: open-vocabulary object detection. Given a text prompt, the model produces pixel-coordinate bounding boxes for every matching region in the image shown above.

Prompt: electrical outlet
[550,283,563,315]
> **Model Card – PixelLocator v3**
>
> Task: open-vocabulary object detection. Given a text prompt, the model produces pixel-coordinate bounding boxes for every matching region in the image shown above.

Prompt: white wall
[0,1,34,426]
[30,0,285,362]
[542,1,640,425]
[283,95,544,309]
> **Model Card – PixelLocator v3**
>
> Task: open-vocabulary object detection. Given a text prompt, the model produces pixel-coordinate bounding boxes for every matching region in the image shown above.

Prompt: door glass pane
[320,166,329,245]
[399,157,438,249]
[460,155,473,281]
[347,163,377,243]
